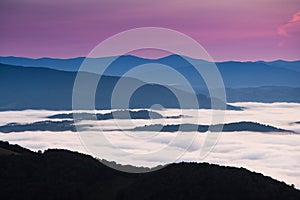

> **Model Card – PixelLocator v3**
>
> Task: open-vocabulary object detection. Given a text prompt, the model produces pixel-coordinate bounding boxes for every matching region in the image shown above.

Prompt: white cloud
[0,102,299,188]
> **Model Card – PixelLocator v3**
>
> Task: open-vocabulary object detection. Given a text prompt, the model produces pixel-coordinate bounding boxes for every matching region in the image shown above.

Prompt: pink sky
[0,0,299,61]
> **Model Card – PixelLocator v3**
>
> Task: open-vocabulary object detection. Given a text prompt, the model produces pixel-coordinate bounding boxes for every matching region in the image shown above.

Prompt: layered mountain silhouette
[0,141,299,200]
[1,55,299,107]
[259,60,300,73]
[225,86,300,103]
[0,63,238,111]
[1,55,299,88]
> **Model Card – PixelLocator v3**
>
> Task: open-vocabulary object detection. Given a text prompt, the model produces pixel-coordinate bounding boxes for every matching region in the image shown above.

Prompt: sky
[0,0,299,61]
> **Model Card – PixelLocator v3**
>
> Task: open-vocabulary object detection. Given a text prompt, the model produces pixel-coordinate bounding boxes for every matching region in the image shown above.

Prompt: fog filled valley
[1,55,300,199]
[0,55,300,194]
[1,102,300,189]
[2,0,300,199]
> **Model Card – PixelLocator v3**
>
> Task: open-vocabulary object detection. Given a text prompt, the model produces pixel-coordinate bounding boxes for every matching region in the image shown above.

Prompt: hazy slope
[0,64,237,111]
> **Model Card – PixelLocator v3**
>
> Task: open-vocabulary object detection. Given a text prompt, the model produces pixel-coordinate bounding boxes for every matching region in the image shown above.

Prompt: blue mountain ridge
[1,55,299,89]
[0,63,238,111]
[1,55,299,108]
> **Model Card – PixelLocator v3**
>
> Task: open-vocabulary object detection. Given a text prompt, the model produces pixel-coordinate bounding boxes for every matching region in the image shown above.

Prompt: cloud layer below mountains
[0,102,299,188]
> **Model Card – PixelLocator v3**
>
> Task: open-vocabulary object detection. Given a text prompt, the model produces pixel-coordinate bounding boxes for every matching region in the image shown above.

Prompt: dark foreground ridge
[0,141,299,200]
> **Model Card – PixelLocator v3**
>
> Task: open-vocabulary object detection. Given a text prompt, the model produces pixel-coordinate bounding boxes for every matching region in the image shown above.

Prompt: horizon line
[0,54,299,63]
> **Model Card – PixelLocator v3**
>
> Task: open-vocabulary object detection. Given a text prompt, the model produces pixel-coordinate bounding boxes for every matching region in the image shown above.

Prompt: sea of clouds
[0,102,299,188]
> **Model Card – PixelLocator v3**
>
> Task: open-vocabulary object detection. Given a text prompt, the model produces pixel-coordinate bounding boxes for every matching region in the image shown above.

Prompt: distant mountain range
[0,141,299,199]
[0,55,299,111]
[1,55,299,88]
[0,63,238,111]
[199,86,300,103]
